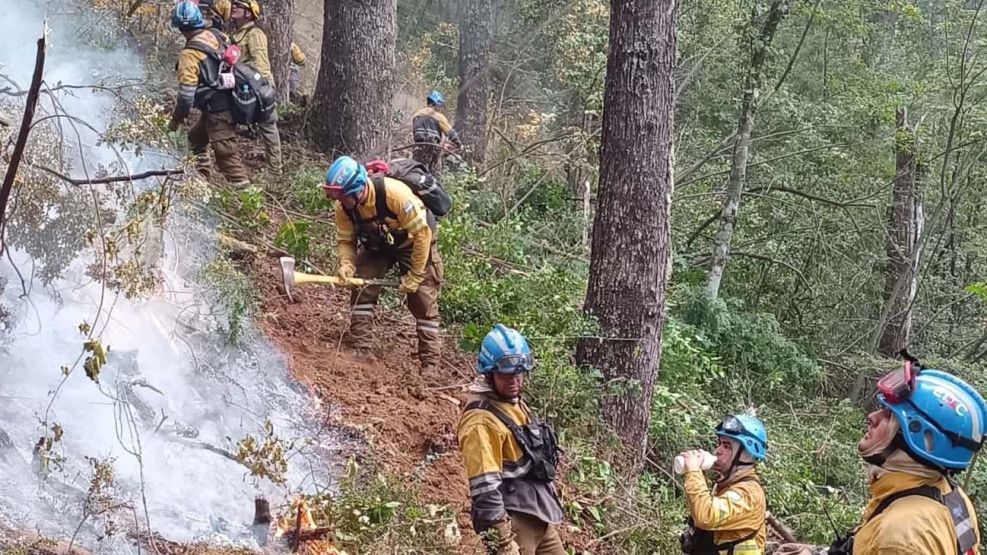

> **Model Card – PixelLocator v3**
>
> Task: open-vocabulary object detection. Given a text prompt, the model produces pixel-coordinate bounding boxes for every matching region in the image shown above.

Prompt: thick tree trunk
[575,0,677,474]
[308,0,396,158]
[455,0,494,166]
[705,0,787,299]
[264,0,294,105]
[877,107,923,357]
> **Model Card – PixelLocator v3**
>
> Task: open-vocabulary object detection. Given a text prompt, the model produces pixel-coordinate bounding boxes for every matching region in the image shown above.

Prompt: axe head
[279,257,296,302]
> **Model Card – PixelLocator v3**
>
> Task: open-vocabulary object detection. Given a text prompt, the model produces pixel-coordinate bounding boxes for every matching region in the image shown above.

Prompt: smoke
[0,0,336,550]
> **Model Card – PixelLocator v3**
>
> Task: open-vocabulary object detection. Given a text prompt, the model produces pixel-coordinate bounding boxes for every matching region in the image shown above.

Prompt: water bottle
[673,450,716,475]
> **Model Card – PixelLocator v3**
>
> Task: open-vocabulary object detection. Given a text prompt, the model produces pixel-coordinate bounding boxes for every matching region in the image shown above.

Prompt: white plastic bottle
[673,450,716,475]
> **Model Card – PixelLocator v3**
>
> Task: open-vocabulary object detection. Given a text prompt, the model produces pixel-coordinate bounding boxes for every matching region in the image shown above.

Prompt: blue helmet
[477,324,534,375]
[427,90,445,107]
[171,0,205,31]
[879,369,987,471]
[324,156,368,198]
[716,414,768,461]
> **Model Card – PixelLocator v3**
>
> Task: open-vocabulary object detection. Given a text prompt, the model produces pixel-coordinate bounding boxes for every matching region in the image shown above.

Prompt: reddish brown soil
[251,257,484,552]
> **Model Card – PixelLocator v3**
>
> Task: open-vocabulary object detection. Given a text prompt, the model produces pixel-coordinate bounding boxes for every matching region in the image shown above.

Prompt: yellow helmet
[197,0,231,24]
[231,0,261,20]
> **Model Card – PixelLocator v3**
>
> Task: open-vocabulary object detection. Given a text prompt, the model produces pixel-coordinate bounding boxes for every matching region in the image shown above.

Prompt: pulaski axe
[279,257,399,302]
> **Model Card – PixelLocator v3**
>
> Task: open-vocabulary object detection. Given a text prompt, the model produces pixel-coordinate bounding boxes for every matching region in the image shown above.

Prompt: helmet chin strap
[720,442,754,478]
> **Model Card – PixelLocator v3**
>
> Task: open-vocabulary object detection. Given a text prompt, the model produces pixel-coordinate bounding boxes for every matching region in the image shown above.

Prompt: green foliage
[304,458,459,553]
[676,286,823,402]
[201,257,258,345]
[274,219,312,259]
[215,186,270,234]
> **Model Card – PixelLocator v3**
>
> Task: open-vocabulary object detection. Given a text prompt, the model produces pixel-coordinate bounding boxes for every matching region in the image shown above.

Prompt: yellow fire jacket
[173,29,227,122]
[683,467,766,555]
[231,22,273,82]
[456,390,563,531]
[334,177,432,277]
[853,471,980,555]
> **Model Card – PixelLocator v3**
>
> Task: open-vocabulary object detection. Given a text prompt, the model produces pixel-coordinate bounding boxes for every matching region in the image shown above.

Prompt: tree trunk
[263,0,294,105]
[575,0,677,474]
[307,0,397,159]
[704,0,788,299]
[877,107,923,357]
[455,0,494,166]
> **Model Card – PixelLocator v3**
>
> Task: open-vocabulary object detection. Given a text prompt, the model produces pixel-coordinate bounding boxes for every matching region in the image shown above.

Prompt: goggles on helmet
[876,351,921,405]
[717,415,747,435]
[321,183,348,200]
[491,353,534,375]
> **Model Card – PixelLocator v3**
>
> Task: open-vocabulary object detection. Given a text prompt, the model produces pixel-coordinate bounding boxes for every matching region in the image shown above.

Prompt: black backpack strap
[183,29,225,59]
[464,399,536,458]
[869,485,943,523]
[370,176,396,221]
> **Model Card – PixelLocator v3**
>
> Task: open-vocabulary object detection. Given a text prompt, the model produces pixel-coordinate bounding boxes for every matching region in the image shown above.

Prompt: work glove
[483,519,520,555]
[337,262,356,280]
[399,271,424,294]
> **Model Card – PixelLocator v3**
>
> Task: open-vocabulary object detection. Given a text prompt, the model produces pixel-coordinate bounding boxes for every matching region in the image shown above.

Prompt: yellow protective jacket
[412,107,462,147]
[334,177,432,276]
[456,390,564,531]
[683,467,766,555]
[291,42,306,66]
[173,29,228,121]
[853,471,980,555]
[231,22,273,82]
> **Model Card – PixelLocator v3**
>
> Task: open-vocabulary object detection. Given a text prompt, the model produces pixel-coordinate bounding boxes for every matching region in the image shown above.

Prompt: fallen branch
[33,165,184,186]
[767,511,798,543]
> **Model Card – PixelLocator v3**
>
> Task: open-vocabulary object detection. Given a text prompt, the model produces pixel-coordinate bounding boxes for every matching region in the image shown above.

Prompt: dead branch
[33,165,184,186]
[746,185,877,209]
[766,512,798,543]
[0,33,46,251]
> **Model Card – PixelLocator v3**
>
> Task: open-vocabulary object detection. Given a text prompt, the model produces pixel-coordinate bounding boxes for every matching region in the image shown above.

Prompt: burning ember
[256,497,344,555]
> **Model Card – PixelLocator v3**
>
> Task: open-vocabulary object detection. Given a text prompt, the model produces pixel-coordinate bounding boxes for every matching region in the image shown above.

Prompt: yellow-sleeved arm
[433,111,454,134]
[683,471,763,531]
[291,42,306,65]
[236,26,273,82]
[173,48,205,122]
[385,182,432,276]
[458,411,509,529]
[334,204,357,268]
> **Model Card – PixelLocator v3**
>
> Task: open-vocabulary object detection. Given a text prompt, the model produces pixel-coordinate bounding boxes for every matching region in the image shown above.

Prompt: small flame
[272,498,346,555]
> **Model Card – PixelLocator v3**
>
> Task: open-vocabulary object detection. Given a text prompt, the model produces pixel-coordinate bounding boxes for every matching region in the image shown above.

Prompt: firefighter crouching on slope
[229,0,283,175]
[411,90,462,174]
[679,414,768,555]
[457,325,565,555]
[776,358,986,555]
[168,1,249,187]
[323,156,443,371]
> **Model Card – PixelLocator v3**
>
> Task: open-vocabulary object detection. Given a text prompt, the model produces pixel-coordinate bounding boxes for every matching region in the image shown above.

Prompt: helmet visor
[491,353,534,375]
[321,183,347,200]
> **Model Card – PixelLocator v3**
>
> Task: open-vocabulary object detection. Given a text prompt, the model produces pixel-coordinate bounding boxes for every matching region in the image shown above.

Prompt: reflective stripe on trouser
[348,243,443,365]
[206,110,249,186]
[510,511,565,555]
[257,115,283,173]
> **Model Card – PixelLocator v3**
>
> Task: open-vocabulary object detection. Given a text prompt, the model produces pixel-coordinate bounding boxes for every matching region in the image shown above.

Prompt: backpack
[379,158,453,216]
[186,29,277,124]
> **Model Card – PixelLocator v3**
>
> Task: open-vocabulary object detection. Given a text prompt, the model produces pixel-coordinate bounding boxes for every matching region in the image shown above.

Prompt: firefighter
[679,415,768,555]
[229,0,283,175]
[323,156,443,371]
[777,361,985,555]
[168,0,248,187]
[198,0,231,30]
[411,90,462,174]
[289,42,306,101]
[457,325,565,555]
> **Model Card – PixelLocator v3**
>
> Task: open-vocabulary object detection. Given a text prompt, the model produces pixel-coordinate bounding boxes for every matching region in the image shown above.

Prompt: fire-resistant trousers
[348,243,443,367]
[510,512,565,555]
[187,110,249,187]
